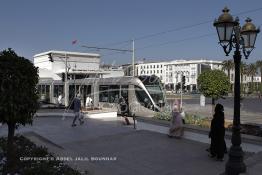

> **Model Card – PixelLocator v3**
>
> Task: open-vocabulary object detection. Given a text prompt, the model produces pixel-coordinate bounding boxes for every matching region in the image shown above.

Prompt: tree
[222,59,234,79]
[197,69,230,113]
[240,62,247,94]
[0,49,39,173]
[246,63,257,93]
[256,60,262,94]
[222,59,234,92]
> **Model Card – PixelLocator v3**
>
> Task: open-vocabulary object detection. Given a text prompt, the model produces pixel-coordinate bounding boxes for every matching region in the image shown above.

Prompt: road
[168,96,262,113]
[167,96,262,125]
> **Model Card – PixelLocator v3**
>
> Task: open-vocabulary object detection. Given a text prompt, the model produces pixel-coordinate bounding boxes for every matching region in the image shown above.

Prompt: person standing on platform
[168,104,184,138]
[208,103,226,161]
[85,95,93,109]
[58,94,63,107]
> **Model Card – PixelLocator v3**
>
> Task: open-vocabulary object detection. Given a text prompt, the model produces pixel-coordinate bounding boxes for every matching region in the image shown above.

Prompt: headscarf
[215,103,224,113]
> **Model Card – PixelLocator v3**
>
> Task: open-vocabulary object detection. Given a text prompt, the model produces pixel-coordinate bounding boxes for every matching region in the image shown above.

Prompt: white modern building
[34,50,103,81]
[164,60,222,91]
[34,50,104,105]
[136,59,222,92]
[100,64,125,78]
[136,61,167,82]
[34,50,126,105]
[226,69,261,93]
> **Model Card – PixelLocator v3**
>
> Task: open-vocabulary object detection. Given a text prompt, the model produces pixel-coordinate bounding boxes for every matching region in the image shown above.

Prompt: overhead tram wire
[87,6,262,49]
[234,7,262,16]
[136,33,216,51]
[81,7,262,61]
[133,7,262,42]
[99,32,217,58]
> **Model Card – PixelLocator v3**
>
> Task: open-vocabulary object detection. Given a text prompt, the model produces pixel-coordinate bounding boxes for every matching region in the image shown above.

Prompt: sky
[1,0,262,65]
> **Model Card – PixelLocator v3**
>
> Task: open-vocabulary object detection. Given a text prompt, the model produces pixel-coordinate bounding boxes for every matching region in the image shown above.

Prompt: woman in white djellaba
[168,104,184,138]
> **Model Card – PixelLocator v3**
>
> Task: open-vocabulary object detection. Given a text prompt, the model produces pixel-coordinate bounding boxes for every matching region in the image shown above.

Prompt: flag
[72,40,77,45]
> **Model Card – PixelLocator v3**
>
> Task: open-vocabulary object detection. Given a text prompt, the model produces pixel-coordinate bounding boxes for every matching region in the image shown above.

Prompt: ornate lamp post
[213,7,259,175]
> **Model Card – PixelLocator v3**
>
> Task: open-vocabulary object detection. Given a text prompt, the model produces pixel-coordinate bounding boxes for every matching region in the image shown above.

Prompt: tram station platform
[82,108,117,119]
[36,108,118,119]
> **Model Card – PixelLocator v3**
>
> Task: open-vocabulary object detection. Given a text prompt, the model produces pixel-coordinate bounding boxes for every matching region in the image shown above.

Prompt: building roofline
[136,59,222,65]
[166,59,223,64]
[34,50,100,58]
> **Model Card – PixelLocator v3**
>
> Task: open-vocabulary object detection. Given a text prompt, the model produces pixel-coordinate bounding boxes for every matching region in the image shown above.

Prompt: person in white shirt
[85,95,93,108]
[58,94,63,106]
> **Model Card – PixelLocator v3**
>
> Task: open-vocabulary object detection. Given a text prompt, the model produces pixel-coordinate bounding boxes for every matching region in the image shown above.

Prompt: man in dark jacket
[72,94,84,127]
[119,96,130,125]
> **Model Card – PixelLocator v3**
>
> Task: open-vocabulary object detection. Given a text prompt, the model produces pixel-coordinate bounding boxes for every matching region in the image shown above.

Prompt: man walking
[72,94,84,127]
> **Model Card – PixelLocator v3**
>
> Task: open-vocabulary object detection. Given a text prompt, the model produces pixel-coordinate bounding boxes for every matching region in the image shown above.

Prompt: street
[167,96,262,125]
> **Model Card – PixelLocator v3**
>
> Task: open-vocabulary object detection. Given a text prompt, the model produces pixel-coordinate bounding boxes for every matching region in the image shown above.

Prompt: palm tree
[256,60,262,94]
[222,59,234,92]
[240,62,247,94]
[246,63,257,93]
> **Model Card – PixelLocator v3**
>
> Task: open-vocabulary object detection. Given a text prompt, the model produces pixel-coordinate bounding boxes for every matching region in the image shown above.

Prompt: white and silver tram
[37,75,166,117]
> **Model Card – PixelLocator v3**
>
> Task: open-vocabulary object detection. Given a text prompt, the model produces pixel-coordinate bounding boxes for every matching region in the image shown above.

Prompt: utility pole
[132,39,135,77]
[180,72,183,110]
[64,53,69,107]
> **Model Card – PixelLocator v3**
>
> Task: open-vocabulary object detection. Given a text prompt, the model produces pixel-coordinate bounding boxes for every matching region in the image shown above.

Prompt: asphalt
[0,111,261,175]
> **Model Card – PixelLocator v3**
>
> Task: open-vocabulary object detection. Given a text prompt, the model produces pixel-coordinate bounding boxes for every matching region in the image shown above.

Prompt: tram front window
[144,85,164,106]
[138,75,165,107]
[135,86,154,110]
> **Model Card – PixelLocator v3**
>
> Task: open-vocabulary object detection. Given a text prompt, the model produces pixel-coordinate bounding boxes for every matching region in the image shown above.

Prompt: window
[38,84,50,102]
[54,85,64,97]
[121,85,128,99]
[99,85,109,102]
[108,85,120,103]
[99,85,120,103]
[135,86,153,109]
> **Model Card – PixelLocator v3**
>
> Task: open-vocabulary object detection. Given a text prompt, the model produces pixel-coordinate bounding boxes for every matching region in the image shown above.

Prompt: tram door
[121,85,129,115]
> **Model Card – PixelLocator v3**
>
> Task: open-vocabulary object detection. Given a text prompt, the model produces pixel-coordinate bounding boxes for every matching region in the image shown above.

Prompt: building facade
[227,68,261,93]
[136,61,167,82]
[136,59,222,92]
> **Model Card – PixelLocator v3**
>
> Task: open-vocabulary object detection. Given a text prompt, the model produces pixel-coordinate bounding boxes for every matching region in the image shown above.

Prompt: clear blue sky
[1,0,262,65]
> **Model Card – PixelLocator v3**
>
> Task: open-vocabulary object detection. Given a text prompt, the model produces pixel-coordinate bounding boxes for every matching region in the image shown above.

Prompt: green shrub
[153,110,211,128]
[0,135,85,175]
[153,108,172,121]
[185,113,210,128]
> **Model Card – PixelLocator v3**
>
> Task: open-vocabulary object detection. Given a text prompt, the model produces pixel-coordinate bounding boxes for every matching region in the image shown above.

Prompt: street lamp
[214,7,259,175]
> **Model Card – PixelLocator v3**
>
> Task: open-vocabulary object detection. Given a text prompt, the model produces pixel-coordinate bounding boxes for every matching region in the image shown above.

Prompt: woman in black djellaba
[209,103,227,161]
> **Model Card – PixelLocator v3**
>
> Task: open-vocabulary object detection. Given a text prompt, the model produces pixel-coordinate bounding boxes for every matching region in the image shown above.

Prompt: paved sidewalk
[0,113,261,175]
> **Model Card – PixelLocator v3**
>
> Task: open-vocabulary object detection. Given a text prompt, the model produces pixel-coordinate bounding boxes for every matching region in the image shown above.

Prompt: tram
[37,75,166,117]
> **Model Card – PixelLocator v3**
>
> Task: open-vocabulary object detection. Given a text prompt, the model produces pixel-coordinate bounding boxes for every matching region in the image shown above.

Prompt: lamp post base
[225,145,246,175]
